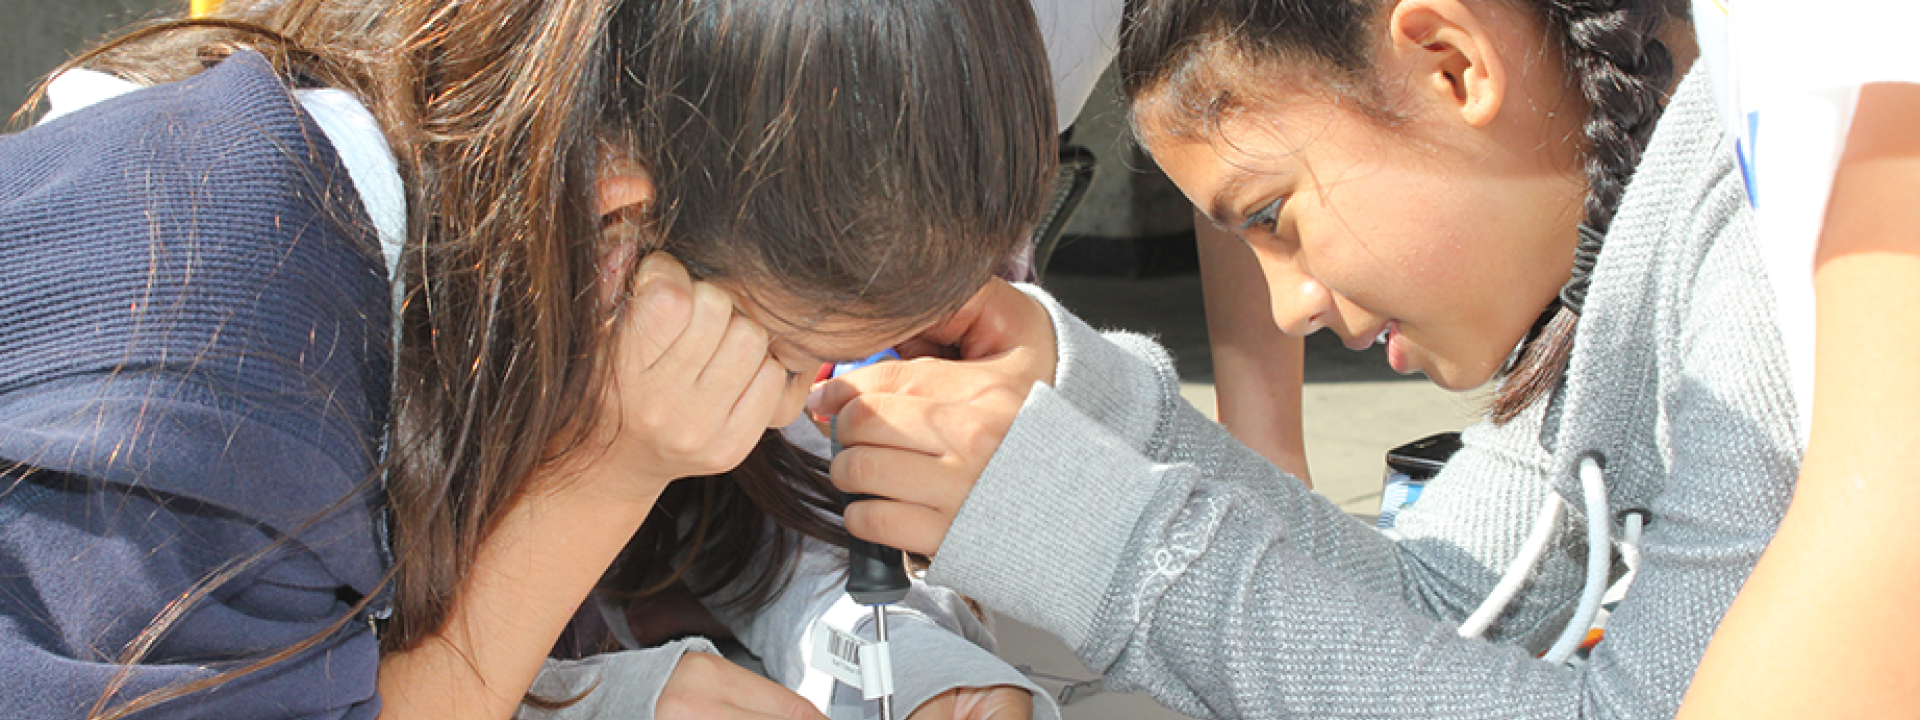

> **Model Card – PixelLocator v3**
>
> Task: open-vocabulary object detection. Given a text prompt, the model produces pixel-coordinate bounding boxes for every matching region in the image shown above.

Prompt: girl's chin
[1422,357,1506,392]
[1388,331,1502,391]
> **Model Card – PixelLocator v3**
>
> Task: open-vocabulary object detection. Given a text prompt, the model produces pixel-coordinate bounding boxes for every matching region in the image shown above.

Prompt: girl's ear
[596,170,656,218]
[1384,0,1506,128]
[597,149,656,218]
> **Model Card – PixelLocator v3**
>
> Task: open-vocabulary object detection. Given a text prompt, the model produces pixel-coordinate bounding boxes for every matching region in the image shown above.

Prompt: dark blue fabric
[0,52,388,719]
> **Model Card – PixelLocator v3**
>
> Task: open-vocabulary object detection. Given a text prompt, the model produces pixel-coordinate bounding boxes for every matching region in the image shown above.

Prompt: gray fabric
[927,67,1796,720]
[523,639,720,720]
[819,568,1061,720]
[705,534,1061,720]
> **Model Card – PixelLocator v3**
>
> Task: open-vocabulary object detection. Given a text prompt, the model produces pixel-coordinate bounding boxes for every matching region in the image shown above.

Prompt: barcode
[830,629,862,665]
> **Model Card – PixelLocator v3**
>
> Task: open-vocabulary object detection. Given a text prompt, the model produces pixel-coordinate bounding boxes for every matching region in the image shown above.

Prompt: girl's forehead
[767,320,927,365]
[730,289,932,361]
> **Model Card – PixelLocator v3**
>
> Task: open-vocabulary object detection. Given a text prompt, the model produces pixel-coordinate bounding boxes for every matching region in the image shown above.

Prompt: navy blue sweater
[0,52,389,719]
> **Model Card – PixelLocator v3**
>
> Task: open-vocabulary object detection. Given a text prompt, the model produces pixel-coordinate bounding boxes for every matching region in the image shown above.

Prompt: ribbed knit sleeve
[0,50,390,593]
[0,52,389,720]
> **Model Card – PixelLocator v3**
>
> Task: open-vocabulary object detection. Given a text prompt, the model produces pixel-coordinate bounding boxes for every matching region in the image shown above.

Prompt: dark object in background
[1030,143,1098,280]
[1378,431,1464,528]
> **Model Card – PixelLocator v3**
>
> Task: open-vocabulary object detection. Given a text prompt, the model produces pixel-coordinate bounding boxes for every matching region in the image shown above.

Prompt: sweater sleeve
[1015,285,1588,647]
[925,328,1584,719]
[0,470,381,720]
[923,285,1603,718]
[520,639,721,720]
[0,52,390,720]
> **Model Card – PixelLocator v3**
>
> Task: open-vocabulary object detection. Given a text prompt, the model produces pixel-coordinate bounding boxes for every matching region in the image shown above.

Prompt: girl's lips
[1345,325,1393,352]
[1344,327,1384,351]
[1384,321,1410,373]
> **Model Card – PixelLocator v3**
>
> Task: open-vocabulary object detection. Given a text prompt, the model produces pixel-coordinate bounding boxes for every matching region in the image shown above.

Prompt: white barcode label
[811,621,867,689]
[809,617,895,700]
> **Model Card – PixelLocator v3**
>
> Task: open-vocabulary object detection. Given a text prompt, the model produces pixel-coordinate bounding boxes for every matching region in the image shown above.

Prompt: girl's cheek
[769,372,813,428]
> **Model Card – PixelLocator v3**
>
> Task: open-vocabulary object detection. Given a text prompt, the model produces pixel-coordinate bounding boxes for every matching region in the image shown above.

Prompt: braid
[1555,0,1675,236]
[1487,0,1675,423]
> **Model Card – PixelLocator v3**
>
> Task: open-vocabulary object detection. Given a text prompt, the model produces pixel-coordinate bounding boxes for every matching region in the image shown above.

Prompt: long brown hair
[1116,0,1680,422]
[40,0,1055,694]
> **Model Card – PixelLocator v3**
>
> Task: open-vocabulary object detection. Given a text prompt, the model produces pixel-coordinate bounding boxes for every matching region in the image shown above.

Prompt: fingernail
[805,383,826,415]
[631,250,664,282]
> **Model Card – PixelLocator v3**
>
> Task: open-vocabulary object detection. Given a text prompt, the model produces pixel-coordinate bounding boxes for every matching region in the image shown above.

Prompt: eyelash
[1239,196,1286,234]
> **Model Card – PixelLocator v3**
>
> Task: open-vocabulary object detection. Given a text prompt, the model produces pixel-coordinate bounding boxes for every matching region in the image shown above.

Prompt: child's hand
[658,652,828,720]
[908,686,1034,720]
[897,278,1057,390]
[578,252,790,500]
[809,360,1028,556]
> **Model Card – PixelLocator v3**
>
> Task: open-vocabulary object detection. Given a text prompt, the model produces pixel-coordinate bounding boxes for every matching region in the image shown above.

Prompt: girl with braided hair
[807,0,1808,717]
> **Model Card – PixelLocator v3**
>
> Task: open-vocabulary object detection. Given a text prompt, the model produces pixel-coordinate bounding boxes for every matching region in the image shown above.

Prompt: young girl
[0,0,1060,718]
[815,0,1802,718]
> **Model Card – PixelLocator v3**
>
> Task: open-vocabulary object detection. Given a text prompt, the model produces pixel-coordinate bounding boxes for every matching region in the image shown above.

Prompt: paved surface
[990,272,1479,719]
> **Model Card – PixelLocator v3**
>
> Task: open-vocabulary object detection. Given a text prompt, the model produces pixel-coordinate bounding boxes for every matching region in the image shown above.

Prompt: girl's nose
[1261,261,1336,337]
[770,369,813,429]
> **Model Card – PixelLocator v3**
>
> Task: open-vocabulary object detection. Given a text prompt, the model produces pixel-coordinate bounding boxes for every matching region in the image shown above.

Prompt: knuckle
[833,449,872,492]
[659,427,708,460]
[734,314,770,345]
[866,503,903,538]
[839,395,876,429]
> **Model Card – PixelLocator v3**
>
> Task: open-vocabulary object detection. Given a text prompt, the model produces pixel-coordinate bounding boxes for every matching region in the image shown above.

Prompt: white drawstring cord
[1543,456,1611,664]
[1618,511,1645,575]
[1457,495,1565,638]
[1449,455,1628,662]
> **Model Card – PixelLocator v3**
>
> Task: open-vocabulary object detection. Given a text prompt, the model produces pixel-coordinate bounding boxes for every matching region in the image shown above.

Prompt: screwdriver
[844,516,910,720]
[828,349,911,720]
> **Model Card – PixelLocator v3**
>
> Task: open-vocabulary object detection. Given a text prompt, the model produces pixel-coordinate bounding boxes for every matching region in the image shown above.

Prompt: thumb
[952,685,1034,720]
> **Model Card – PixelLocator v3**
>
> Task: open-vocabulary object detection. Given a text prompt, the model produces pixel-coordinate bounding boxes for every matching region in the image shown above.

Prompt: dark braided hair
[1118,0,1679,423]
[1493,0,1676,422]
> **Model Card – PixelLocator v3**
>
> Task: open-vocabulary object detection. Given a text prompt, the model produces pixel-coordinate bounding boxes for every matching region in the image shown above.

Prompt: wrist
[539,430,678,512]
[530,459,670,522]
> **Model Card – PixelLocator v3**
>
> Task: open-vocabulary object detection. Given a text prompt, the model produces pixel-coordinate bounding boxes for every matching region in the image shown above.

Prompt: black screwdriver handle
[846,495,911,605]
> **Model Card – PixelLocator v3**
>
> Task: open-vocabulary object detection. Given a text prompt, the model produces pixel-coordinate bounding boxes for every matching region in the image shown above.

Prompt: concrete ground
[987,271,1481,719]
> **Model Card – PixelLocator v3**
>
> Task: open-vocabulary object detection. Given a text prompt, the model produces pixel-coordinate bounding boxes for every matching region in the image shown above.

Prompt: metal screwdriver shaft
[846,531,909,720]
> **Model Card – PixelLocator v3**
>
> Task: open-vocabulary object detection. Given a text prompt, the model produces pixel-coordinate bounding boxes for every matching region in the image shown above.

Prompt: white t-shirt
[1031,0,1124,132]
[1692,1,1920,441]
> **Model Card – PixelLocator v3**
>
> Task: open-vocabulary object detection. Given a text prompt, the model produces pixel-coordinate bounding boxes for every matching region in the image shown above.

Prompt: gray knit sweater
[926,68,1795,720]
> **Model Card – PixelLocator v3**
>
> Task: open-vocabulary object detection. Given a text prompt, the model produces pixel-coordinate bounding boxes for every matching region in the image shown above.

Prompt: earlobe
[1386,0,1506,128]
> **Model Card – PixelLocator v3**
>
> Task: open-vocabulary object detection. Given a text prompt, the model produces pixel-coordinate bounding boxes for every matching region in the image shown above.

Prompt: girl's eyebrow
[775,334,865,366]
[1205,169,1260,229]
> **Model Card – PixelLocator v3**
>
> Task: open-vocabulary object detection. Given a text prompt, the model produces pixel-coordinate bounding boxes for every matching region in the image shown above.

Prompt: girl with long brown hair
[0,0,1058,718]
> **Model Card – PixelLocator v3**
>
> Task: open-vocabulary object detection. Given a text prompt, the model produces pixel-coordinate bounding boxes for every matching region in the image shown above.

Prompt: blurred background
[1,1,173,121]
